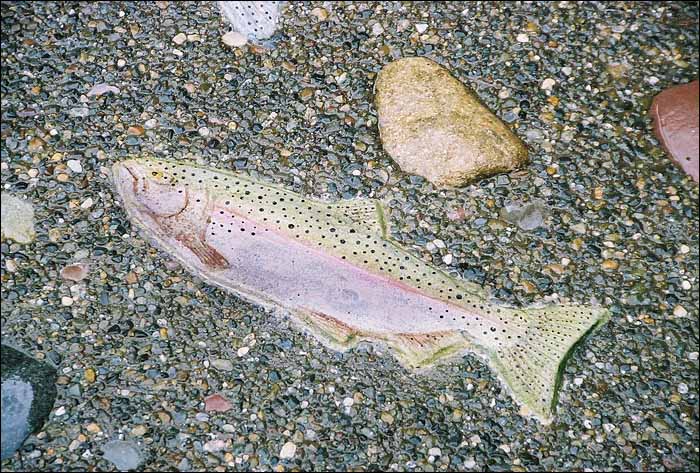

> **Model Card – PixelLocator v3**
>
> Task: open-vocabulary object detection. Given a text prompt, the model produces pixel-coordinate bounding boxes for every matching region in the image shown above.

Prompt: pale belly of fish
[113,157,610,423]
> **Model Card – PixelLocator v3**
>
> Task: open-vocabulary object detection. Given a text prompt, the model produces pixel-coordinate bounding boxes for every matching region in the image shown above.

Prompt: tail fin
[490,305,610,423]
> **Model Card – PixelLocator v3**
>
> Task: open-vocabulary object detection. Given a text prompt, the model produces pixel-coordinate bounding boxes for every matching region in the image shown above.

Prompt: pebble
[601,260,619,270]
[69,107,90,117]
[310,7,329,21]
[375,57,528,186]
[237,346,249,357]
[102,441,142,471]
[342,397,354,407]
[678,383,689,394]
[415,23,428,33]
[203,439,227,452]
[1,193,36,244]
[84,368,96,383]
[67,159,83,173]
[279,441,297,459]
[204,394,233,413]
[673,305,688,317]
[428,447,441,456]
[61,296,74,306]
[371,23,384,36]
[86,83,120,97]
[516,33,529,43]
[222,31,247,48]
[172,32,187,45]
[500,201,548,231]
[130,425,147,436]
[211,359,234,371]
[541,78,557,90]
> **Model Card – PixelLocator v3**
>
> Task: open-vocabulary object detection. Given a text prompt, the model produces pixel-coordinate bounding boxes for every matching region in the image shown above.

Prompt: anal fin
[290,307,470,370]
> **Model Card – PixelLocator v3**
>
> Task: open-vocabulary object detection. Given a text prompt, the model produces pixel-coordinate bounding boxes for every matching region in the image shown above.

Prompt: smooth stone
[499,200,549,231]
[102,440,142,471]
[279,441,296,459]
[211,358,233,371]
[375,57,528,187]
[650,80,699,182]
[86,83,120,97]
[1,193,35,244]
[1,345,57,460]
[221,31,247,48]
[60,263,90,282]
[204,393,233,412]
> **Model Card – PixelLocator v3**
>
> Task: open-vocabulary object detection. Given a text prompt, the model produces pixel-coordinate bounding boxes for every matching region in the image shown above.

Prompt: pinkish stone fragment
[87,83,120,97]
[650,80,699,183]
[60,263,89,282]
[204,393,232,413]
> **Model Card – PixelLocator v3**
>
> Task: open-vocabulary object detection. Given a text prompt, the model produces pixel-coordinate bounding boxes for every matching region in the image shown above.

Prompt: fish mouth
[113,160,143,197]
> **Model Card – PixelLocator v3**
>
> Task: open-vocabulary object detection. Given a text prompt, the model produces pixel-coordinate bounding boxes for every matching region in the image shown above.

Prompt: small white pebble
[54,406,66,416]
[237,346,249,357]
[415,23,428,33]
[673,305,688,317]
[433,239,446,249]
[678,383,689,394]
[574,377,584,386]
[198,127,210,137]
[279,441,296,459]
[172,32,187,45]
[681,280,691,290]
[561,66,573,76]
[499,444,511,453]
[679,244,690,254]
[342,397,354,407]
[61,296,74,306]
[67,160,82,173]
[442,254,453,265]
[80,197,93,209]
[116,59,126,68]
[172,48,184,58]
[428,447,441,457]
[647,76,659,85]
[516,33,529,43]
[541,78,556,90]
[222,31,247,48]
[688,352,699,361]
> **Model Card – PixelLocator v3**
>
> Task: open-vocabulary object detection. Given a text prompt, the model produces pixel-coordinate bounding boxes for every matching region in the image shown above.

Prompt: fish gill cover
[112,157,610,423]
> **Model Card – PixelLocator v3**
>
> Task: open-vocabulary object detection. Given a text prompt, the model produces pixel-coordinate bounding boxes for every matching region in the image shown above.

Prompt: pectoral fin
[177,233,229,270]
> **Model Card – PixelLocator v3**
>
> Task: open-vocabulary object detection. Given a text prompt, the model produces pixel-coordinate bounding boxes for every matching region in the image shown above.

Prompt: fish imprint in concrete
[113,157,610,423]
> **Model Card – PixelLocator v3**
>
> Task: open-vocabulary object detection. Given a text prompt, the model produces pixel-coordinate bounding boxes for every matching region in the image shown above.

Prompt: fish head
[112,158,195,219]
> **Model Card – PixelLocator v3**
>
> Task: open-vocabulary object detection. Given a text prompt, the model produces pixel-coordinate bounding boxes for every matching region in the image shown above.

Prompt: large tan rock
[375,57,528,187]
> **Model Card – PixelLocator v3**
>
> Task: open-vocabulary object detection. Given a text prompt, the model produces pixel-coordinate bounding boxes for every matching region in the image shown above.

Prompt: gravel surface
[1,1,698,471]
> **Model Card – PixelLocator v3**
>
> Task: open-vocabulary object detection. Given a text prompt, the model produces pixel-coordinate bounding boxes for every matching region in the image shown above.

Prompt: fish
[112,157,610,423]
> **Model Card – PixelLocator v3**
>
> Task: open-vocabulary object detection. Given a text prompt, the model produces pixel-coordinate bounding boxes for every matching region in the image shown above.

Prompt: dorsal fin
[328,198,387,237]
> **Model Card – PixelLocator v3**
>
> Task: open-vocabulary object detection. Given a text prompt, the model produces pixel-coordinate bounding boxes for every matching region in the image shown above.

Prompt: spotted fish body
[113,158,609,422]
